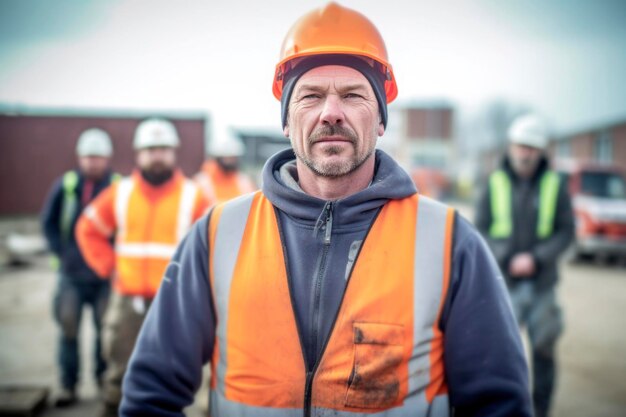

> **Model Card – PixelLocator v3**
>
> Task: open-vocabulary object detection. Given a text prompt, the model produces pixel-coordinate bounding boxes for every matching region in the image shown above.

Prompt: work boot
[98,402,119,417]
[96,376,105,399]
[96,375,105,390]
[54,388,77,407]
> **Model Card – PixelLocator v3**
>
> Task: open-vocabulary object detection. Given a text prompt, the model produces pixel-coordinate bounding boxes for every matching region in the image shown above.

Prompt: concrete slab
[0,386,48,417]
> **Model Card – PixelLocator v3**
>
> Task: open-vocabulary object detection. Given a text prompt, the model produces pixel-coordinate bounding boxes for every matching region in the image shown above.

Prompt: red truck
[555,161,626,261]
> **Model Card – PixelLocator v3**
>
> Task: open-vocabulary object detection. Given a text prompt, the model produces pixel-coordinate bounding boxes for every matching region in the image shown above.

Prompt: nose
[149,147,167,158]
[320,95,345,126]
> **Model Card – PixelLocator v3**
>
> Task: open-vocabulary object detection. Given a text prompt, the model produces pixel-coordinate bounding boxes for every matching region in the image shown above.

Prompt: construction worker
[41,128,117,407]
[75,118,209,417]
[121,3,531,416]
[194,128,256,205]
[475,114,575,417]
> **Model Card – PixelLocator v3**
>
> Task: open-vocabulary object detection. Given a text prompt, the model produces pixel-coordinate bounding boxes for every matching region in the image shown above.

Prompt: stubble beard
[511,156,539,178]
[293,125,375,178]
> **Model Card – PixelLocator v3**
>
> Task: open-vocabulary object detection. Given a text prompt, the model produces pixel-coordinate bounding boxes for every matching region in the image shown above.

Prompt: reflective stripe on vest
[115,178,135,243]
[537,172,560,238]
[113,177,198,296]
[208,191,455,416]
[194,171,215,203]
[114,242,177,258]
[489,169,560,239]
[60,171,79,241]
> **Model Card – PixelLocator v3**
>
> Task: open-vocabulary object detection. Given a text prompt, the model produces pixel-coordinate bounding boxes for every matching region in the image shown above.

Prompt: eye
[344,93,364,99]
[300,93,321,100]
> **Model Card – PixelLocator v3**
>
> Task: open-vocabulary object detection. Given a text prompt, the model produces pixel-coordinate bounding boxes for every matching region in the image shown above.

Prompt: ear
[283,124,290,138]
[377,122,384,137]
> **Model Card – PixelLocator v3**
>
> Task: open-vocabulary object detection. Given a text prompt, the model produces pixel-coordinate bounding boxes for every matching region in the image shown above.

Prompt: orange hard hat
[273,2,398,103]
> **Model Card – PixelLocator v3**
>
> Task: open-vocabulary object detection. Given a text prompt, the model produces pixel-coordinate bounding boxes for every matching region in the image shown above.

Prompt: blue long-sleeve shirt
[121,150,531,416]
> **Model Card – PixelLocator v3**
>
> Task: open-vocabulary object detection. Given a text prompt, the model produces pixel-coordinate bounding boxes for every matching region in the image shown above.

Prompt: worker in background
[194,128,256,205]
[41,128,118,407]
[122,3,531,416]
[75,118,209,417]
[475,114,575,417]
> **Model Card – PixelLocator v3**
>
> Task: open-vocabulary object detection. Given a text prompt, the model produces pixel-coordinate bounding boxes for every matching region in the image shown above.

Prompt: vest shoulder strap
[537,170,560,238]
[488,169,512,238]
[60,171,80,240]
[62,170,79,192]
[489,168,560,239]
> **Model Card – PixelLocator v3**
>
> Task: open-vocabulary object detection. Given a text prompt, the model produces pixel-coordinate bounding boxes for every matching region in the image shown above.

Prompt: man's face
[216,156,240,173]
[508,143,543,178]
[136,146,177,174]
[284,65,384,178]
[78,156,110,180]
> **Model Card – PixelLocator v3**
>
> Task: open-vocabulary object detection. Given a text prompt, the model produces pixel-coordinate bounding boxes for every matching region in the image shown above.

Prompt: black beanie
[280,54,388,129]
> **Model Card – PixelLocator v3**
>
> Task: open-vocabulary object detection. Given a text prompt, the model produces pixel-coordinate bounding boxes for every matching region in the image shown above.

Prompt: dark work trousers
[509,280,564,417]
[53,274,111,390]
[101,292,152,409]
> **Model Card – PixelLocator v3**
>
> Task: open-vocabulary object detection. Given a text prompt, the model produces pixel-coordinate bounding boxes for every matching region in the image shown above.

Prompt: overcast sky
[1,0,625,135]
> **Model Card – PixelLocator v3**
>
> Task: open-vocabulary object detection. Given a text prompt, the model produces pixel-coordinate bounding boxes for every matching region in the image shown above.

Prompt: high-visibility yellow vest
[489,169,560,239]
[51,171,120,270]
[207,191,456,416]
[60,171,121,240]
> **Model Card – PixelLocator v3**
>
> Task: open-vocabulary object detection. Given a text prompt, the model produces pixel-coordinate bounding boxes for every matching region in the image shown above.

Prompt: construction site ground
[1,212,625,416]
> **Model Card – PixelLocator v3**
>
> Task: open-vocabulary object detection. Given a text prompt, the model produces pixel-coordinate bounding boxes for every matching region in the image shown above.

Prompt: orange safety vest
[82,171,204,297]
[194,160,255,205]
[207,191,455,416]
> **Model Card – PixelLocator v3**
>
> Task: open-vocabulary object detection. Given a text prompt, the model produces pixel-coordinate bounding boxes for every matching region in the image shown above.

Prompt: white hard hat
[508,114,549,149]
[133,118,180,150]
[208,128,245,157]
[76,128,113,157]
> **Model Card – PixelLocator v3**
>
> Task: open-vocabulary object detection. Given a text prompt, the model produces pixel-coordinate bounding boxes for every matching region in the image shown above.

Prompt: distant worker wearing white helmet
[41,128,118,407]
[75,118,209,417]
[475,114,575,417]
[194,128,256,205]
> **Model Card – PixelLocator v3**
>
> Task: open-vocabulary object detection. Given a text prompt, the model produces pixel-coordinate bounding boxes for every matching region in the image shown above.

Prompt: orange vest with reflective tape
[113,172,201,296]
[207,191,455,416]
[194,160,256,205]
[79,171,200,297]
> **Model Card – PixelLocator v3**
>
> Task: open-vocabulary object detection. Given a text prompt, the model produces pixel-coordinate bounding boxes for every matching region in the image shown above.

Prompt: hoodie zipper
[308,206,381,417]
[323,202,333,245]
[309,203,333,371]
[277,203,381,417]
[312,202,334,350]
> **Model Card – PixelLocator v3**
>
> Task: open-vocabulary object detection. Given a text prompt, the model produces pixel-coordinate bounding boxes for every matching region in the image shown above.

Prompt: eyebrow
[295,83,370,95]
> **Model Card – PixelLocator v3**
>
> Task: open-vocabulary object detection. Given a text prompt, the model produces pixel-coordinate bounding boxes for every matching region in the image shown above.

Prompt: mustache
[146,161,169,171]
[308,125,358,145]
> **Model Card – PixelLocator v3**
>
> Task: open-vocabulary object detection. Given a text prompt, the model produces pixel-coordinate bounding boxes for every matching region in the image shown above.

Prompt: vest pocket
[345,322,404,409]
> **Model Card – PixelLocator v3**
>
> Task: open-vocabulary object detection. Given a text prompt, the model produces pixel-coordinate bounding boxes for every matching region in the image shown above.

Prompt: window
[556,140,571,157]
[581,172,626,199]
[594,131,612,163]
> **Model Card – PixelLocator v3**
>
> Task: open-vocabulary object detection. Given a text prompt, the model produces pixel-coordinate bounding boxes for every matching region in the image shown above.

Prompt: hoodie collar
[262,149,416,228]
